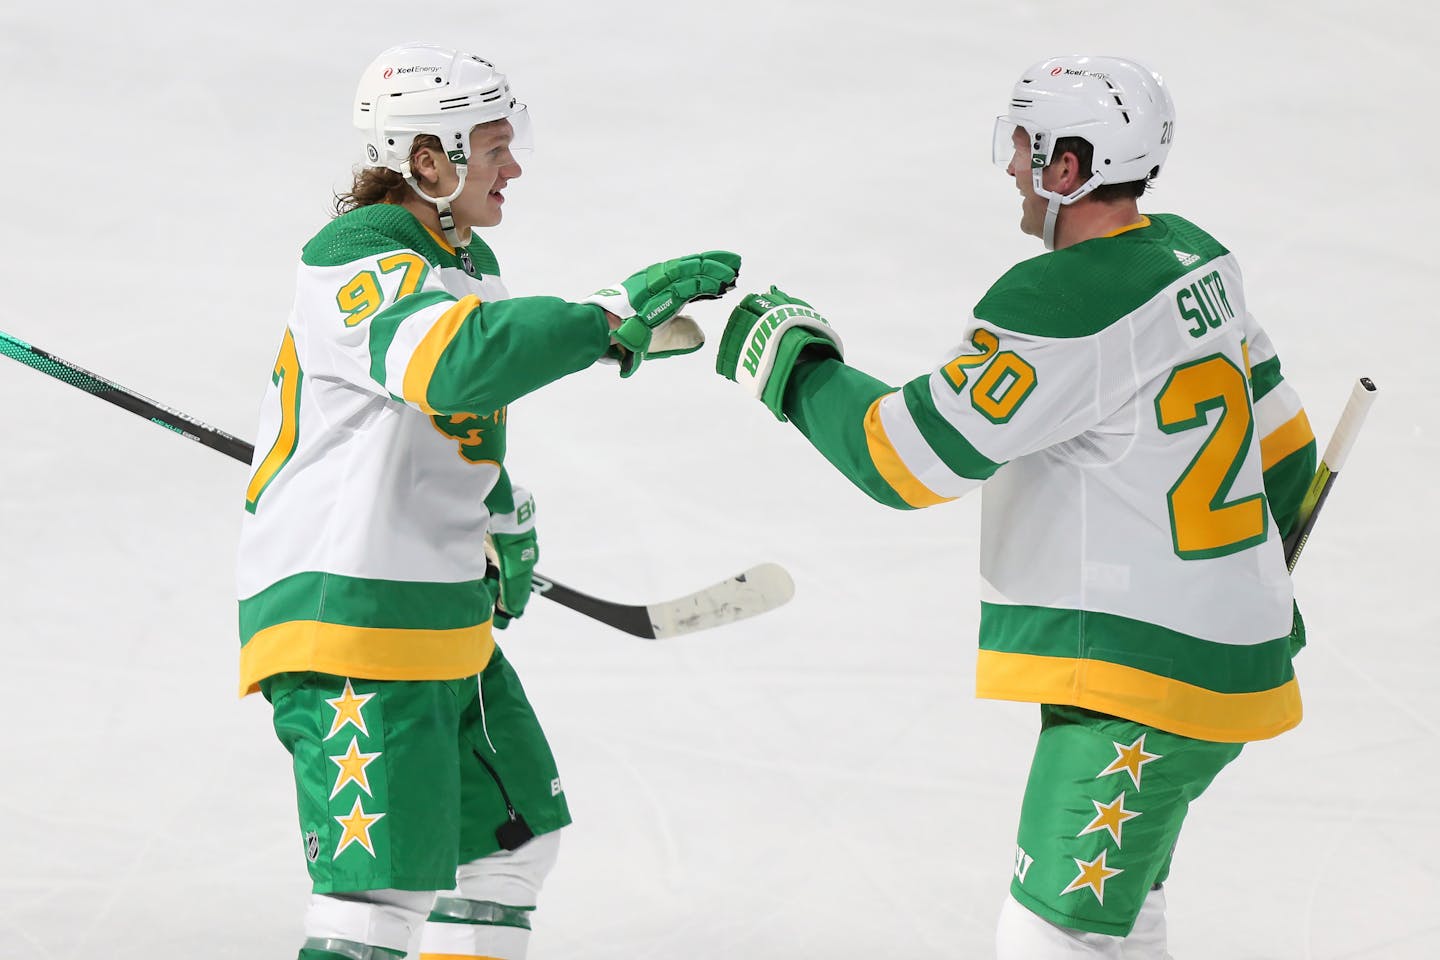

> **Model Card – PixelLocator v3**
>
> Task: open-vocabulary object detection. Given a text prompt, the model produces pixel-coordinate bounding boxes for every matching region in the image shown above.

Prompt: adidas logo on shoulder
[1174,250,1200,267]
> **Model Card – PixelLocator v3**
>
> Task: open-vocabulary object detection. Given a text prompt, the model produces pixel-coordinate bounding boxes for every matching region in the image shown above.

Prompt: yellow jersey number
[940,328,1037,423]
[1155,353,1268,559]
[246,255,432,512]
[244,328,301,514]
[337,253,430,326]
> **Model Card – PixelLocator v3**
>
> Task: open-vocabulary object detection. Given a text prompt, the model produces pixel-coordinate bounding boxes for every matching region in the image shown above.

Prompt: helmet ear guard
[993,56,1174,249]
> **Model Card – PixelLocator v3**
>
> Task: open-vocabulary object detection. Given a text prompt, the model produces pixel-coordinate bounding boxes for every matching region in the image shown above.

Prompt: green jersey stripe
[978,602,1295,694]
[240,571,496,645]
[902,375,1006,480]
[365,290,457,388]
[862,395,955,507]
[1250,356,1282,401]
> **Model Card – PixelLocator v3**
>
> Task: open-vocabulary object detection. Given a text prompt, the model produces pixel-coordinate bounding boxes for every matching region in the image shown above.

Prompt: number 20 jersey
[790,214,1316,742]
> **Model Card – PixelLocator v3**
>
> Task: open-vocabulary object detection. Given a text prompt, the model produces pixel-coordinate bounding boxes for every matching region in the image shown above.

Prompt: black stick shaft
[0,329,255,464]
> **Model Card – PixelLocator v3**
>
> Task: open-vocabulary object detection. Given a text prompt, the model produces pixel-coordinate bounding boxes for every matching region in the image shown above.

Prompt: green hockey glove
[485,488,538,629]
[716,286,844,420]
[585,250,742,377]
[597,314,706,372]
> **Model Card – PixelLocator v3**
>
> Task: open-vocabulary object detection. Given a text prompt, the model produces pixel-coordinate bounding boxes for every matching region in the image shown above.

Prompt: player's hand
[485,489,538,629]
[585,251,742,377]
[716,286,844,420]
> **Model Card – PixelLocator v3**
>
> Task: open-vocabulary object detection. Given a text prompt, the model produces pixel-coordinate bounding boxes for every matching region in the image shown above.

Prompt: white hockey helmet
[992,56,1175,248]
[354,42,528,175]
[353,43,530,245]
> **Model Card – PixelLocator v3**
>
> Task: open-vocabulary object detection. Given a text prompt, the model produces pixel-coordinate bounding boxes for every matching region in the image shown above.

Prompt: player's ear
[409,144,442,187]
[1050,149,1084,194]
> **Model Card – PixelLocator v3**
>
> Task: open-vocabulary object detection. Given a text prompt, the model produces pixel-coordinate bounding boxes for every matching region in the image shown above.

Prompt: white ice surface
[1,1,1436,957]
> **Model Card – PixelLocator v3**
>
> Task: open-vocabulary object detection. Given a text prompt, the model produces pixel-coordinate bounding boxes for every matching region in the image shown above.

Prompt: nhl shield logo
[305,830,320,863]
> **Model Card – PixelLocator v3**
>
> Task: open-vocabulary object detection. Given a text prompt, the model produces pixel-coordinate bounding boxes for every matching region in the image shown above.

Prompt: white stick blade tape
[648,563,796,639]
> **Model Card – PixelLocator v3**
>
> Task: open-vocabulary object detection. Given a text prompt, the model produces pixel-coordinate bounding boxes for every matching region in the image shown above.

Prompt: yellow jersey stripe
[863,395,954,508]
[1099,215,1152,239]
[403,295,479,414]
[238,619,495,697]
[1260,408,1315,470]
[975,648,1302,742]
[422,223,457,254]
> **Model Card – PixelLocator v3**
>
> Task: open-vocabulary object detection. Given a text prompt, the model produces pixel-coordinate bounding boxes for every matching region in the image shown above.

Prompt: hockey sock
[418,898,534,959]
[299,937,406,960]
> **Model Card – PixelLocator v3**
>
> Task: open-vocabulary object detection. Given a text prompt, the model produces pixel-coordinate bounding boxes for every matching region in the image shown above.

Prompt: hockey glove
[585,250,742,377]
[716,286,844,421]
[596,315,706,371]
[485,488,538,629]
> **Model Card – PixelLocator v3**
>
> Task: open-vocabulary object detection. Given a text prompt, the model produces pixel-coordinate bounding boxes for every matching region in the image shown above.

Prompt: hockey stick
[0,328,794,636]
[1283,377,1377,571]
[511,563,795,640]
[0,329,254,462]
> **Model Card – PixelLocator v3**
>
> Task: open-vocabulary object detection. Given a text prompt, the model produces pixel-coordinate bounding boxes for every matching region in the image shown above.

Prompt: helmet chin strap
[1042,195,1063,251]
[405,166,470,248]
[1032,168,1105,251]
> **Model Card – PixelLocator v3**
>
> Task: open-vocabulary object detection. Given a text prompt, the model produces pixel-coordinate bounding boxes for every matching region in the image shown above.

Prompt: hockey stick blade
[531,563,795,639]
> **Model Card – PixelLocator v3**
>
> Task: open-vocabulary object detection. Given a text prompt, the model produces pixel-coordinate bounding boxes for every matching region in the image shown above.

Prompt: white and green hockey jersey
[783,215,1315,743]
[236,203,610,696]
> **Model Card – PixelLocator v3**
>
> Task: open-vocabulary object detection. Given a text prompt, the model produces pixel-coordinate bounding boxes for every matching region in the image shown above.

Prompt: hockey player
[716,56,1315,958]
[236,43,740,960]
